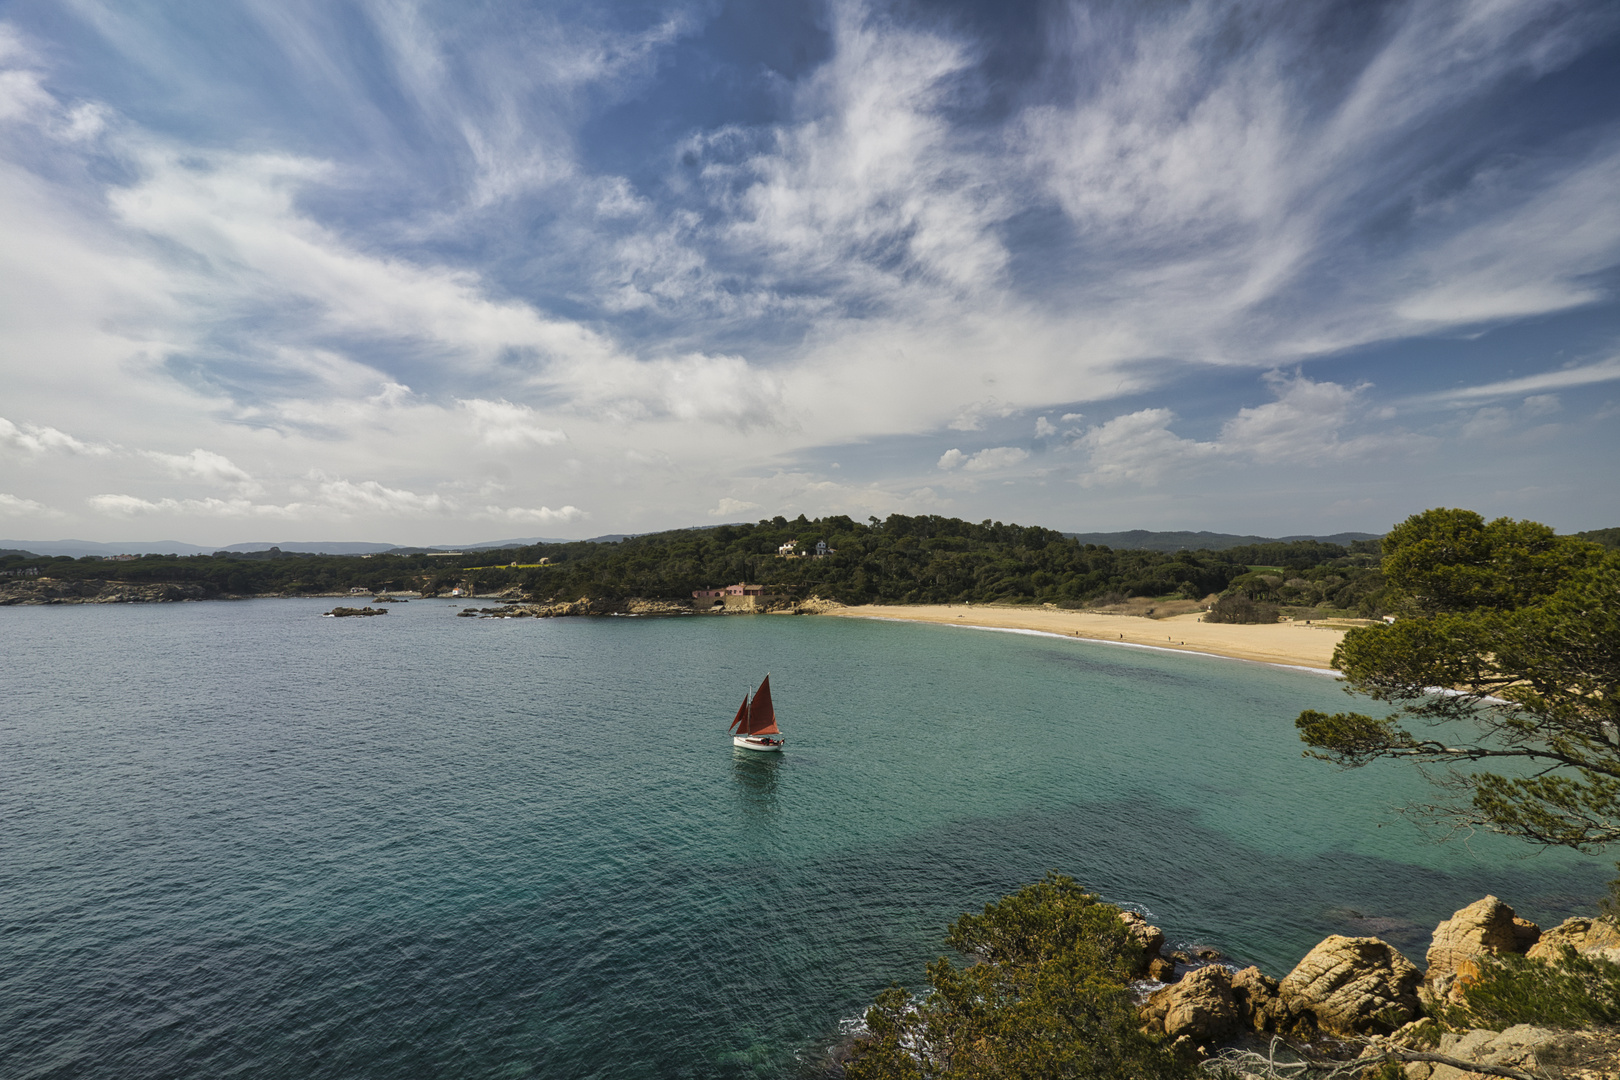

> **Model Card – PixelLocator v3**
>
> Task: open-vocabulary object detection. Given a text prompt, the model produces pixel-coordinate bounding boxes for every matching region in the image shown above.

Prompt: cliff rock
[1139,964,1242,1044]
[0,578,216,605]
[1119,910,1166,976]
[1230,965,1295,1033]
[1397,1023,1620,1080]
[1425,896,1540,1006]
[1279,935,1422,1036]
[1526,915,1620,963]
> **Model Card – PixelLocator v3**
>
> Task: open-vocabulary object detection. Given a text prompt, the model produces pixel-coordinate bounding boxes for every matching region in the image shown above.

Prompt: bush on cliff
[845,874,1192,1080]
[1447,946,1620,1031]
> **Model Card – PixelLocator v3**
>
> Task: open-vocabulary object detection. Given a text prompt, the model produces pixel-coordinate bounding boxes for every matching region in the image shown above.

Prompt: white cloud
[478,504,587,523]
[961,446,1030,472]
[458,398,566,449]
[1522,394,1561,416]
[937,448,966,470]
[709,497,760,517]
[1078,372,1421,486]
[315,477,447,516]
[0,417,115,456]
[1412,356,1620,404]
[0,492,51,515]
[140,448,253,486]
[1035,416,1057,438]
[87,494,300,518]
[1077,408,1218,487]
[1218,372,1380,464]
[1460,406,1513,440]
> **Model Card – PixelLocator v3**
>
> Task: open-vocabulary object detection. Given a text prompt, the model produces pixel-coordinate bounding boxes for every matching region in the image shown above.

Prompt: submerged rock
[1279,935,1422,1036]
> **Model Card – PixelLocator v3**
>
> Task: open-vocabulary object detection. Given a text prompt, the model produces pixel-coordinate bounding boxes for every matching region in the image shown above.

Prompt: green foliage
[515,514,1253,607]
[1381,508,1601,614]
[1297,508,1620,851]
[1577,527,1620,551]
[845,874,1193,1080]
[1447,947,1620,1030]
[1204,594,1279,624]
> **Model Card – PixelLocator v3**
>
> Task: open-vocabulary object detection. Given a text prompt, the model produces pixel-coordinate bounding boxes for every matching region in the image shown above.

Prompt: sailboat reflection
[731,748,781,815]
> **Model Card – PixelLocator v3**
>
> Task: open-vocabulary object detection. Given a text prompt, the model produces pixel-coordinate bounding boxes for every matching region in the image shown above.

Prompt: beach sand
[825,604,1363,671]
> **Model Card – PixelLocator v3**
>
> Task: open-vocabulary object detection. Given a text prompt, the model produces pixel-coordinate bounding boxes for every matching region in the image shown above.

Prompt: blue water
[0,600,1606,1079]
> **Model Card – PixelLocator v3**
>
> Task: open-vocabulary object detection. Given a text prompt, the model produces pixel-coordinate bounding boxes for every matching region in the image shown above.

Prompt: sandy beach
[826,603,1363,671]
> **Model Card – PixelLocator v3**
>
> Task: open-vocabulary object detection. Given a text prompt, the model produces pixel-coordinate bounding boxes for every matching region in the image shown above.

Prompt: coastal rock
[1119,911,1166,975]
[1279,935,1422,1036]
[1140,964,1242,1044]
[1526,915,1620,962]
[1425,896,1540,1005]
[0,578,216,605]
[1230,966,1295,1033]
[328,606,386,617]
[1147,955,1179,982]
[1397,1024,1613,1080]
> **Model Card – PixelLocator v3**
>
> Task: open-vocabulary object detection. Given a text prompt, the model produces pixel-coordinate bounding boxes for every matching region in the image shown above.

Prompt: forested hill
[1061,529,1379,552]
[0,513,1384,612]
[6,513,1607,614]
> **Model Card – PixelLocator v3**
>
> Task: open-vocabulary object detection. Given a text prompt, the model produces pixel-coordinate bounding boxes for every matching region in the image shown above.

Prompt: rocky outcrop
[327,606,386,617]
[1425,897,1540,1006]
[1526,916,1620,963]
[1230,965,1296,1033]
[1393,1023,1620,1080]
[1279,935,1423,1035]
[1119,911,1166,976]
[1140,965,1242,1045]
[0,577,217,605]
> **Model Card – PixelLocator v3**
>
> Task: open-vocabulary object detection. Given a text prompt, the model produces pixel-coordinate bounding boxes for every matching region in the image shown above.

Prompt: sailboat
[729,675,783,751]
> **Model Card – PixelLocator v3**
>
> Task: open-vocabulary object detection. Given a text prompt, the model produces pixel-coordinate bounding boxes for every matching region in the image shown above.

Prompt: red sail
[747,675,779,735]
[729,697,749,733]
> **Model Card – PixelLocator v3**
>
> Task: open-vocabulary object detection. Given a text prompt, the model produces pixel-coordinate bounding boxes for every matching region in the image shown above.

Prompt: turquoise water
[0,600,1605,1079]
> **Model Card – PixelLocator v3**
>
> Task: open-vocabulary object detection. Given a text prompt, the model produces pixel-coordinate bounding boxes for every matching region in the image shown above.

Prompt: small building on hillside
[777,540,798,557]
[693,582,785,611]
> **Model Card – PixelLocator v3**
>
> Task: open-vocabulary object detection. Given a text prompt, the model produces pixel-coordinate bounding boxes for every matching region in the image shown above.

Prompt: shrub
[1204,594,1280,624]
[845,874,1194,1080]
[1450,946,1620,1030]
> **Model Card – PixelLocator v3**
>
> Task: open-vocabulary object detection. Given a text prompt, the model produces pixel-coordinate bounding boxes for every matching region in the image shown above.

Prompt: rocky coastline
[1127,895,1620,1078]
[0,577,225,604]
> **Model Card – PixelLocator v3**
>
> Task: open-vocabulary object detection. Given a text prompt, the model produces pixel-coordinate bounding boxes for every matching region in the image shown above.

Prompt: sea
[0,599,1606,1079]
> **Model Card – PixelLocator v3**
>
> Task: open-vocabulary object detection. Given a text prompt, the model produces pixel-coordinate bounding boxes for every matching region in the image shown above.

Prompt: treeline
[512,514,1387,610]
[0,546,550,597]
[6,512,1606,613]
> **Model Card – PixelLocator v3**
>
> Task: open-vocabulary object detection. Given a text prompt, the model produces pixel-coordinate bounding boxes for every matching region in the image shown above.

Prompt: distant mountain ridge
[1061,529,1382,552]
[0,535,613,559]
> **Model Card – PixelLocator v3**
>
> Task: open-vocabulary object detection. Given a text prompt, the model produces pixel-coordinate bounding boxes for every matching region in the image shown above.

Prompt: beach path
[826,604,1359,671]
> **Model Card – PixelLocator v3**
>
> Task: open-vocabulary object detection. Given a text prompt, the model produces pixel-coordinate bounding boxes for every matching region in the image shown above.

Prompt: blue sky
[1,0,1618,544]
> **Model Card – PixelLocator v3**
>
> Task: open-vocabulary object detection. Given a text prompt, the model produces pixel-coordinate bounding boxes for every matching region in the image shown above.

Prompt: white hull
[733,735,783,752]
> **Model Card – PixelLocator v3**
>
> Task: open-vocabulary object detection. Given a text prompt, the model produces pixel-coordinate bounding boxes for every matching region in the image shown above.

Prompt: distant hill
[0,539,216,558]
[1577,527,1620,549]
[0,547,39,559]
[1061,529,1381,552]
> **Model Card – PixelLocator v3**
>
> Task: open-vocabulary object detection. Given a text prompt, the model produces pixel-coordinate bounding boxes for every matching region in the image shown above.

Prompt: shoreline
[826,603,1354,672]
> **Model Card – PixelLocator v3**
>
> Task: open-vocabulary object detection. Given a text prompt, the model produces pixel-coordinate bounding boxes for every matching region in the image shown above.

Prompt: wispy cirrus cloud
[0,0,1616,541]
